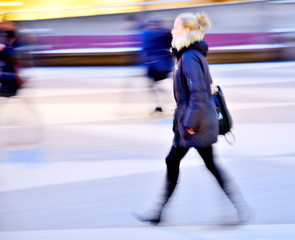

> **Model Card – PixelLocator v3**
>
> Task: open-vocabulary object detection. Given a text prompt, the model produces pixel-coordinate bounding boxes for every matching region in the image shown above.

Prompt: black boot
[133,181,177,225]
[222,183,253,225]
[132,210,162,225]
[154,107,163,113]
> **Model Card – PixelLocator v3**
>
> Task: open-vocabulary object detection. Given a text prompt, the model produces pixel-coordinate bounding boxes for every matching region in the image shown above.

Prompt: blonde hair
[177,12,211,40]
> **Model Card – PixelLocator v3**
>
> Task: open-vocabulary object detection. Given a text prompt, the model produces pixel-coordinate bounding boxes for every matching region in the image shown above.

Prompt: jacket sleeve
[181,52,209,130]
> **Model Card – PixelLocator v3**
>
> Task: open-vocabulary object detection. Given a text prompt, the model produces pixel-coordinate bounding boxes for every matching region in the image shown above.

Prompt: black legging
[165,145,226,189]
[157,145,242,215]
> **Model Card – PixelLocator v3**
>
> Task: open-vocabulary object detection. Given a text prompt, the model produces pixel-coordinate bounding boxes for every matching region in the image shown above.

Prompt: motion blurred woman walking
[134,12,251,226]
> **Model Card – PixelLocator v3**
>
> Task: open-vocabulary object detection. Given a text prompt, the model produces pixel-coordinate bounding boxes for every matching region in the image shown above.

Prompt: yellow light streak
[2,0,144,20]
[0,1,23,7]
[1,0,251,21]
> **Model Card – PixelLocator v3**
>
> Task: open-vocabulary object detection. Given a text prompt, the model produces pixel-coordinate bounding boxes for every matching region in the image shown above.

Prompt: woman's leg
[163,145,189,205]
[195,145,226,188]
[134,145,189,225]
[195,145,251,223]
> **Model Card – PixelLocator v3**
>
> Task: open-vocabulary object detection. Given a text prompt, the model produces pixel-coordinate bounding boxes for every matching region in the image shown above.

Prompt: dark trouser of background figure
[137,145,250,225]
[148,79,167,114]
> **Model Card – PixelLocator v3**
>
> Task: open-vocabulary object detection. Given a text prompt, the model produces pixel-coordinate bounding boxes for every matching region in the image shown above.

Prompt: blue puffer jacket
[172,41,218,148]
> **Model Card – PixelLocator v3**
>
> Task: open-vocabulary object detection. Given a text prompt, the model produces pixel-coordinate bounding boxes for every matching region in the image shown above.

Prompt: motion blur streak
[1,1,295,240]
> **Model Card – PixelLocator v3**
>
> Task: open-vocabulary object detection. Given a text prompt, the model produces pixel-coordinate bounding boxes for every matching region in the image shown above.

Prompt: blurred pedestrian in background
[134,12,251,226]
[142,18,173,114]
[0,20,24,97]
[0,20,41,145]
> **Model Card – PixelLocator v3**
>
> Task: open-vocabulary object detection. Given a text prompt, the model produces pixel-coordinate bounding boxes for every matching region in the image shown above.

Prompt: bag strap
[223,130,236,145]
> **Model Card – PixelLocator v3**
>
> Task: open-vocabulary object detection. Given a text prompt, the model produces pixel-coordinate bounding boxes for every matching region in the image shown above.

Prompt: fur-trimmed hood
[172,40,209,60]
[171,28,206,50]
